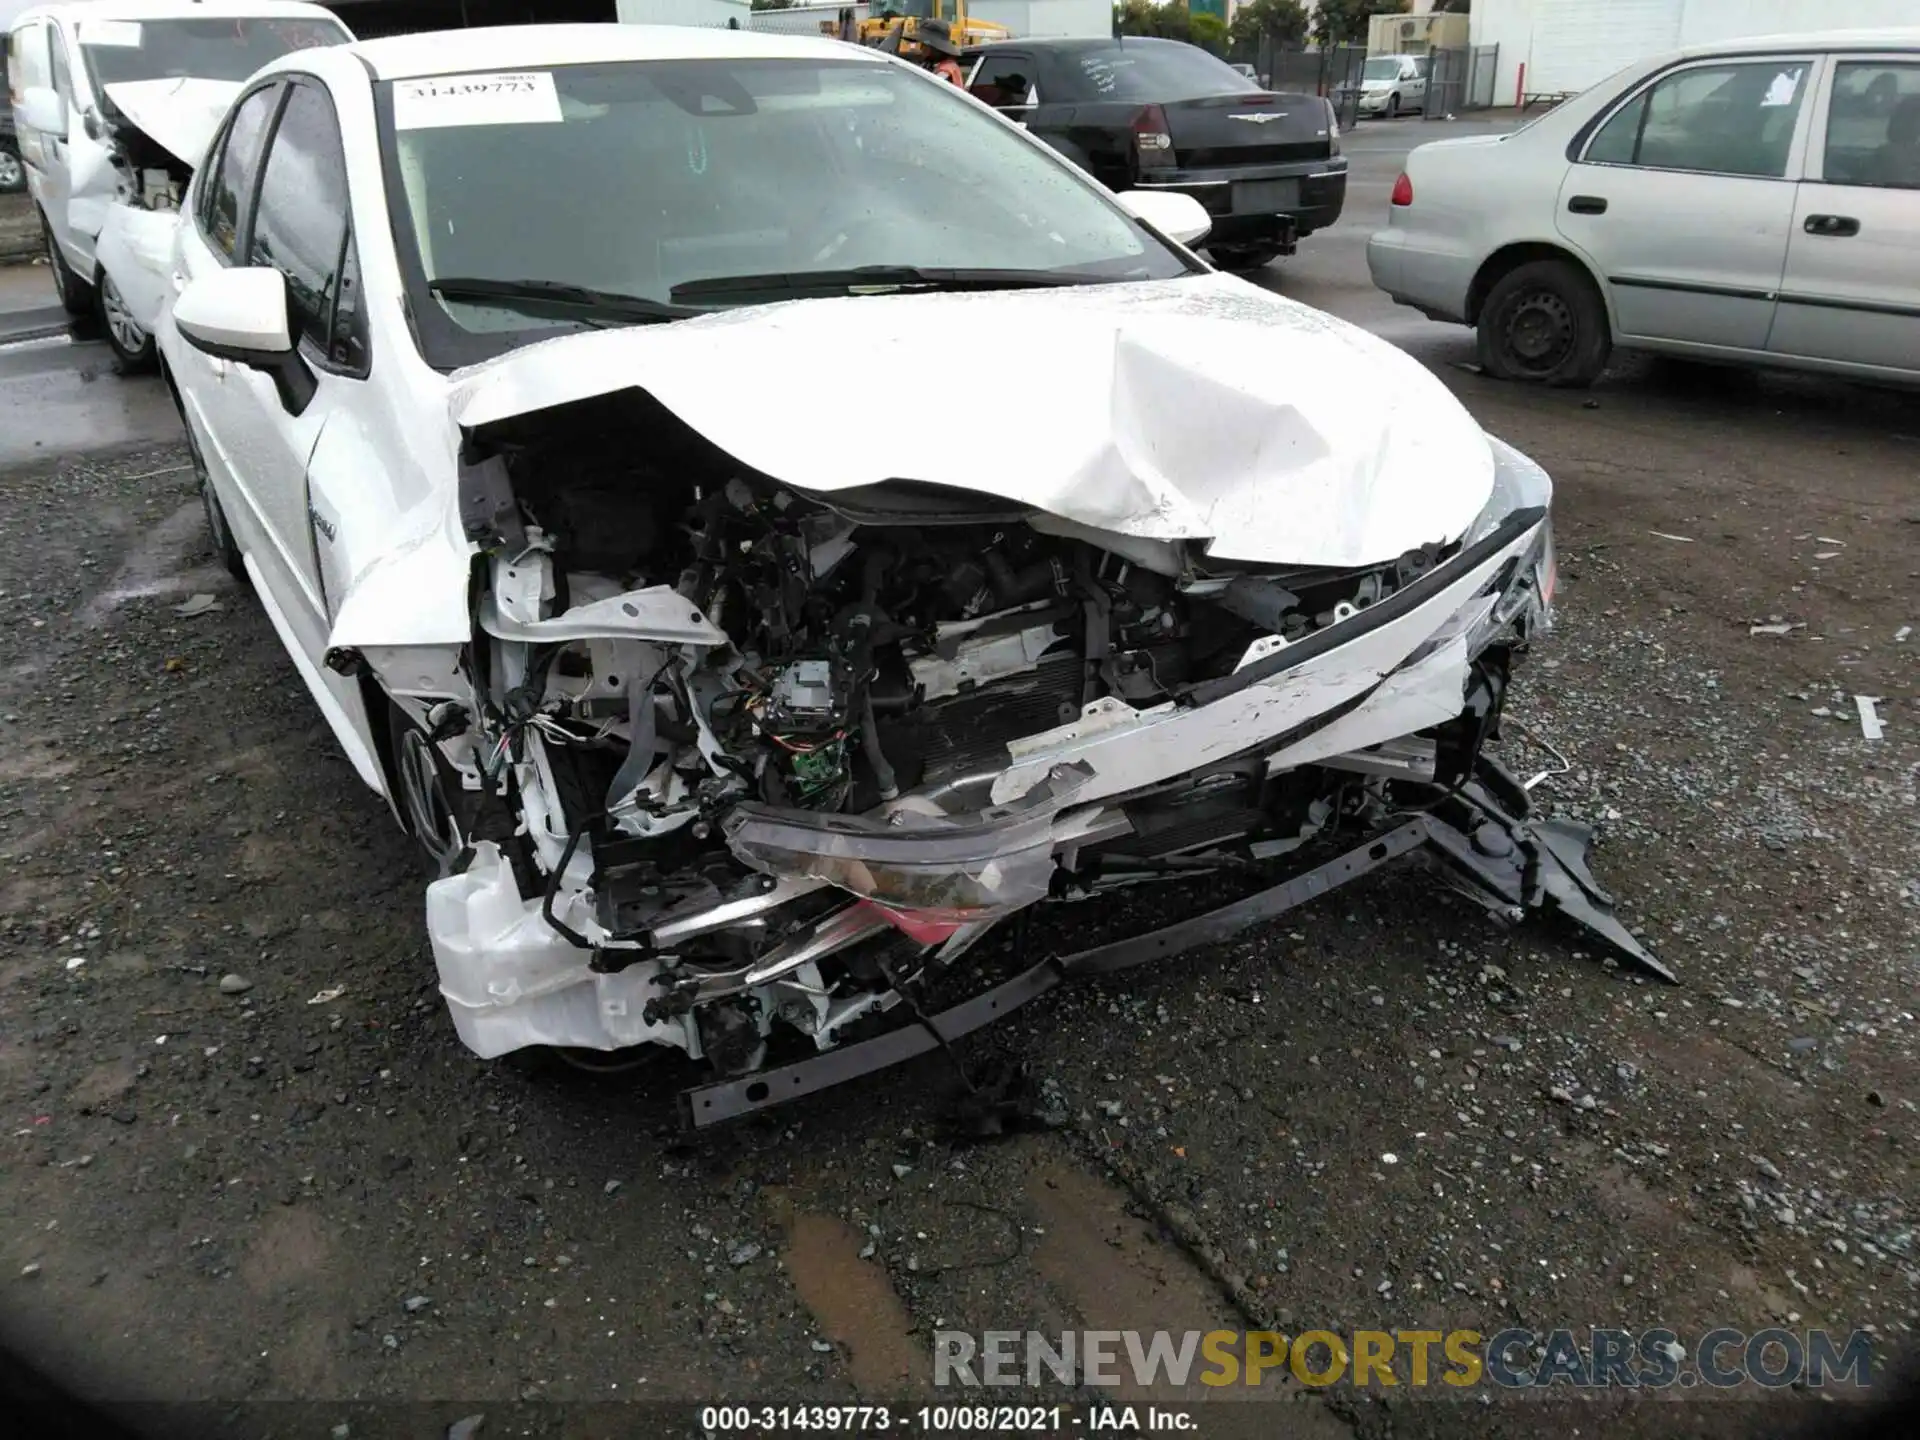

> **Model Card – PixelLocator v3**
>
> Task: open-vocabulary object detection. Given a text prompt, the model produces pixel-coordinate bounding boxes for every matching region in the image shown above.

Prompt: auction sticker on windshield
[393,71,563,130]
[80,19,142,48]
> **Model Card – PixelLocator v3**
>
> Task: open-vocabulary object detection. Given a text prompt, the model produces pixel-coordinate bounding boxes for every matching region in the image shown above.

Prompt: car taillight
[1324,98,1341,155]
[1132,104,1174,170]
[1391,172,1414,206]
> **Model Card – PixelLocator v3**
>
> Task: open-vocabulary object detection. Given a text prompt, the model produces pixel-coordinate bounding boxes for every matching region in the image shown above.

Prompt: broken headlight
[1464,435,1556,653]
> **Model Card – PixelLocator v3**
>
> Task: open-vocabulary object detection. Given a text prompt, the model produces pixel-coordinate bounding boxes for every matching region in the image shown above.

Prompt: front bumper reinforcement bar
[679,766,1674,1129]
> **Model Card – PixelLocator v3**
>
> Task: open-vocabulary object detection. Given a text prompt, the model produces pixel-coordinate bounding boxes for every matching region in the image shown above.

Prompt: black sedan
[962,36,1347,270]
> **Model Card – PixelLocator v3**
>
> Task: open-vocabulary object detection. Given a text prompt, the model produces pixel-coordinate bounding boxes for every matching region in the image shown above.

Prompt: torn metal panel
[449,274,1496,570]
[93,204,177,333]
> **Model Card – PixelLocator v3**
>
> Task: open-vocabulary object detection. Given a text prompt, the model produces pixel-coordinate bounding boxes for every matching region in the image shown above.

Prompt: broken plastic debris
[64,956,86,971]
[307,985,347,1005]
[1748,623,1799,637]
[1896,626,1912,643]
[173,593,222,618]
[1815,536,1846,546]
[1854,696,1884,742]
[1813,551,1841,561]
[1648,531,1693,543]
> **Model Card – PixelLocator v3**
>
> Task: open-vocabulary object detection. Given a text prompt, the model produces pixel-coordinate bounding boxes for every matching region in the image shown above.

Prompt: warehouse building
[1473,0,1920,109]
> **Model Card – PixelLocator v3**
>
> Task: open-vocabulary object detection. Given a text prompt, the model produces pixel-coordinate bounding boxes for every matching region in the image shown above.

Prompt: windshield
[871,0,936,17]
[1066,41,1260,102]
[380,58,1192,366]
[77,16,349,88]
[1362,58,1404,83]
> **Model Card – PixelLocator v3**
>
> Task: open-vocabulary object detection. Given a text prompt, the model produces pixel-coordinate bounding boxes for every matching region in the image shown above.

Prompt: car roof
[1669,25,1920,58]
[10,0,340,25]
[348,22,880,81]
[968,35,1189,55]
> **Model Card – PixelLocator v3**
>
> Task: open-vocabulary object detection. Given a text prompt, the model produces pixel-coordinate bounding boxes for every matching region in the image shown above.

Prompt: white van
[7,1,350,368]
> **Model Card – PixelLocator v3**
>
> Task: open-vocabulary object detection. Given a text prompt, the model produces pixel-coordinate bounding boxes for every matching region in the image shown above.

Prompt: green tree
[1189,11,1228,54]
[750,0,796,10]
[1113,0,1191,42]
[1311,0,1410,48]
[1228,0,1307,53]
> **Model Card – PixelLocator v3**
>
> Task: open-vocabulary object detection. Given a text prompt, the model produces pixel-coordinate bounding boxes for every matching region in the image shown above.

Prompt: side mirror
[173,266,317,415]
[20,86,69,136]
[1116,189,1212,248]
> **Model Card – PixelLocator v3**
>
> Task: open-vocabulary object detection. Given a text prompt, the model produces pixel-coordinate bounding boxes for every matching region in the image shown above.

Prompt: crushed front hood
[103,79,244,167]
[448,274,1494,569]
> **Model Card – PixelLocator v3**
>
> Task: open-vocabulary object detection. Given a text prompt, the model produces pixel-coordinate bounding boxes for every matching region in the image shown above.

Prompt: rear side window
[201,83,284,260]
[247,80,363,368]
[970,53,1038,108]
[1822,61,1920,189]
[48,26,72,104]
[1583,60,1810,179]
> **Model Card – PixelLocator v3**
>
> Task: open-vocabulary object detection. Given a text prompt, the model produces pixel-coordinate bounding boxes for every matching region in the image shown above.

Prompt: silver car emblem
[1230,112,1286,123]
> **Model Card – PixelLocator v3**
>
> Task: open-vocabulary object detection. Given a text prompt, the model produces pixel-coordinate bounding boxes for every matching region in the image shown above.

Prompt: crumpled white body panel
[93,204,178,333]
[449,274,1495,569]
[103,79,245,168]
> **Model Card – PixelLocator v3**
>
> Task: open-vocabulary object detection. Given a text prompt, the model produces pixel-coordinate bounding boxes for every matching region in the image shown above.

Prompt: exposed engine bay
[374,390,1666,1117]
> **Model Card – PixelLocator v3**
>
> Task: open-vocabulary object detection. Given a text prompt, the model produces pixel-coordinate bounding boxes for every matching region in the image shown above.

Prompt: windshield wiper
[669,266,1115,303]
[427,276,695,324]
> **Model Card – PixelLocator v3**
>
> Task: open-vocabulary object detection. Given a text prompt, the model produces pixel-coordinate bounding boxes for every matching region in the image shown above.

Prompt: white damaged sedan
[157,24,1669,1125]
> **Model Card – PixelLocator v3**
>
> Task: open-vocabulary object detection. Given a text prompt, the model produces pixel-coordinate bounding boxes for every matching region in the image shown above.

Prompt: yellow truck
[859,0,1010,57]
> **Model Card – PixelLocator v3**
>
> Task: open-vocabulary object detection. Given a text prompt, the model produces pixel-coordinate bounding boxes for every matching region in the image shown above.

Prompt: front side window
[202,83,284,260]
[77,16,349,94]
[1822,61,1920,189]
[380,57,1193,367]
[969,54,1036,108]
[248,82,356,362]
[1583,60,1811,178]
[48,26,72,103]
[8,23,51,98]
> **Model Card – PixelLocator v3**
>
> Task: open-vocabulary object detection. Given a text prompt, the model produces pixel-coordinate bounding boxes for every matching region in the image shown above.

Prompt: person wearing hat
[916,18,967,86]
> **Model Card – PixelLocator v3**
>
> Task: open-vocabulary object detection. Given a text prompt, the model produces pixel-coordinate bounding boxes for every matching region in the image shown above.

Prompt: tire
[178,409,247,580]
[1476,258,1611,388]
[1388,92,1401,118]
[97,268,157,374]
[1210,243,1284,273]
[38,208,94,318]
[388,699,478,880]
[0,142,24,195]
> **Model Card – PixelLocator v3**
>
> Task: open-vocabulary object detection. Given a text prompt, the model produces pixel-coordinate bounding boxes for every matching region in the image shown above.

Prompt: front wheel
[97,269,156,373]
[1476,259,1611,387]
[1388,92,1401,118]
[0,143,24,195]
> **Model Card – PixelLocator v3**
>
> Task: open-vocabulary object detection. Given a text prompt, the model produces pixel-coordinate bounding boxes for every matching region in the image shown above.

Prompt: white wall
[970,0,1111,39]
[615,0,752,27]
[1474,0,1920,110]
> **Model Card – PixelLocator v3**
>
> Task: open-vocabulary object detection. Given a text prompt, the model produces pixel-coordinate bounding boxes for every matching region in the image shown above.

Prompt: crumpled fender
[94,204,177,333]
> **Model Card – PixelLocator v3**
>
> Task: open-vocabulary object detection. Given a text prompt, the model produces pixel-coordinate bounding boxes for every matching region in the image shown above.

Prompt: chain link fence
[745,3,867,38]
[1426,44,1499,118]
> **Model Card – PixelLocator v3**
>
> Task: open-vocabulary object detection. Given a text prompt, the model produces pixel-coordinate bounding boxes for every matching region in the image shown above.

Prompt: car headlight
[1463,434,1556,650]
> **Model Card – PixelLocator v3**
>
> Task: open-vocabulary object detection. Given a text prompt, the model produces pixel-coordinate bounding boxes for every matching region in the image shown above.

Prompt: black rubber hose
[858,687,899,801]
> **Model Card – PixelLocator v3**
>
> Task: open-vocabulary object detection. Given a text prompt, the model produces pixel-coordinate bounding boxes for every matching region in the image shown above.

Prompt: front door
[1557,55,1818,352]
[1767,55,1920,378]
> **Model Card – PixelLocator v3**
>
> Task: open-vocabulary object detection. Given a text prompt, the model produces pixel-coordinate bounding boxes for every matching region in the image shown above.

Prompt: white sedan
[157,23,1652,1121]
[1367,28,1920,387]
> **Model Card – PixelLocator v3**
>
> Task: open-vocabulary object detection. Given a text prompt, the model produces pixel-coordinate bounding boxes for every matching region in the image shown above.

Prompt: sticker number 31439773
[392,71,564,131]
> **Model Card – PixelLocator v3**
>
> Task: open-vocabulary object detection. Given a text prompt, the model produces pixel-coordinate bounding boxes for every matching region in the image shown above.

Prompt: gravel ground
[0,355,1915,1439]
[1,191,39,264]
